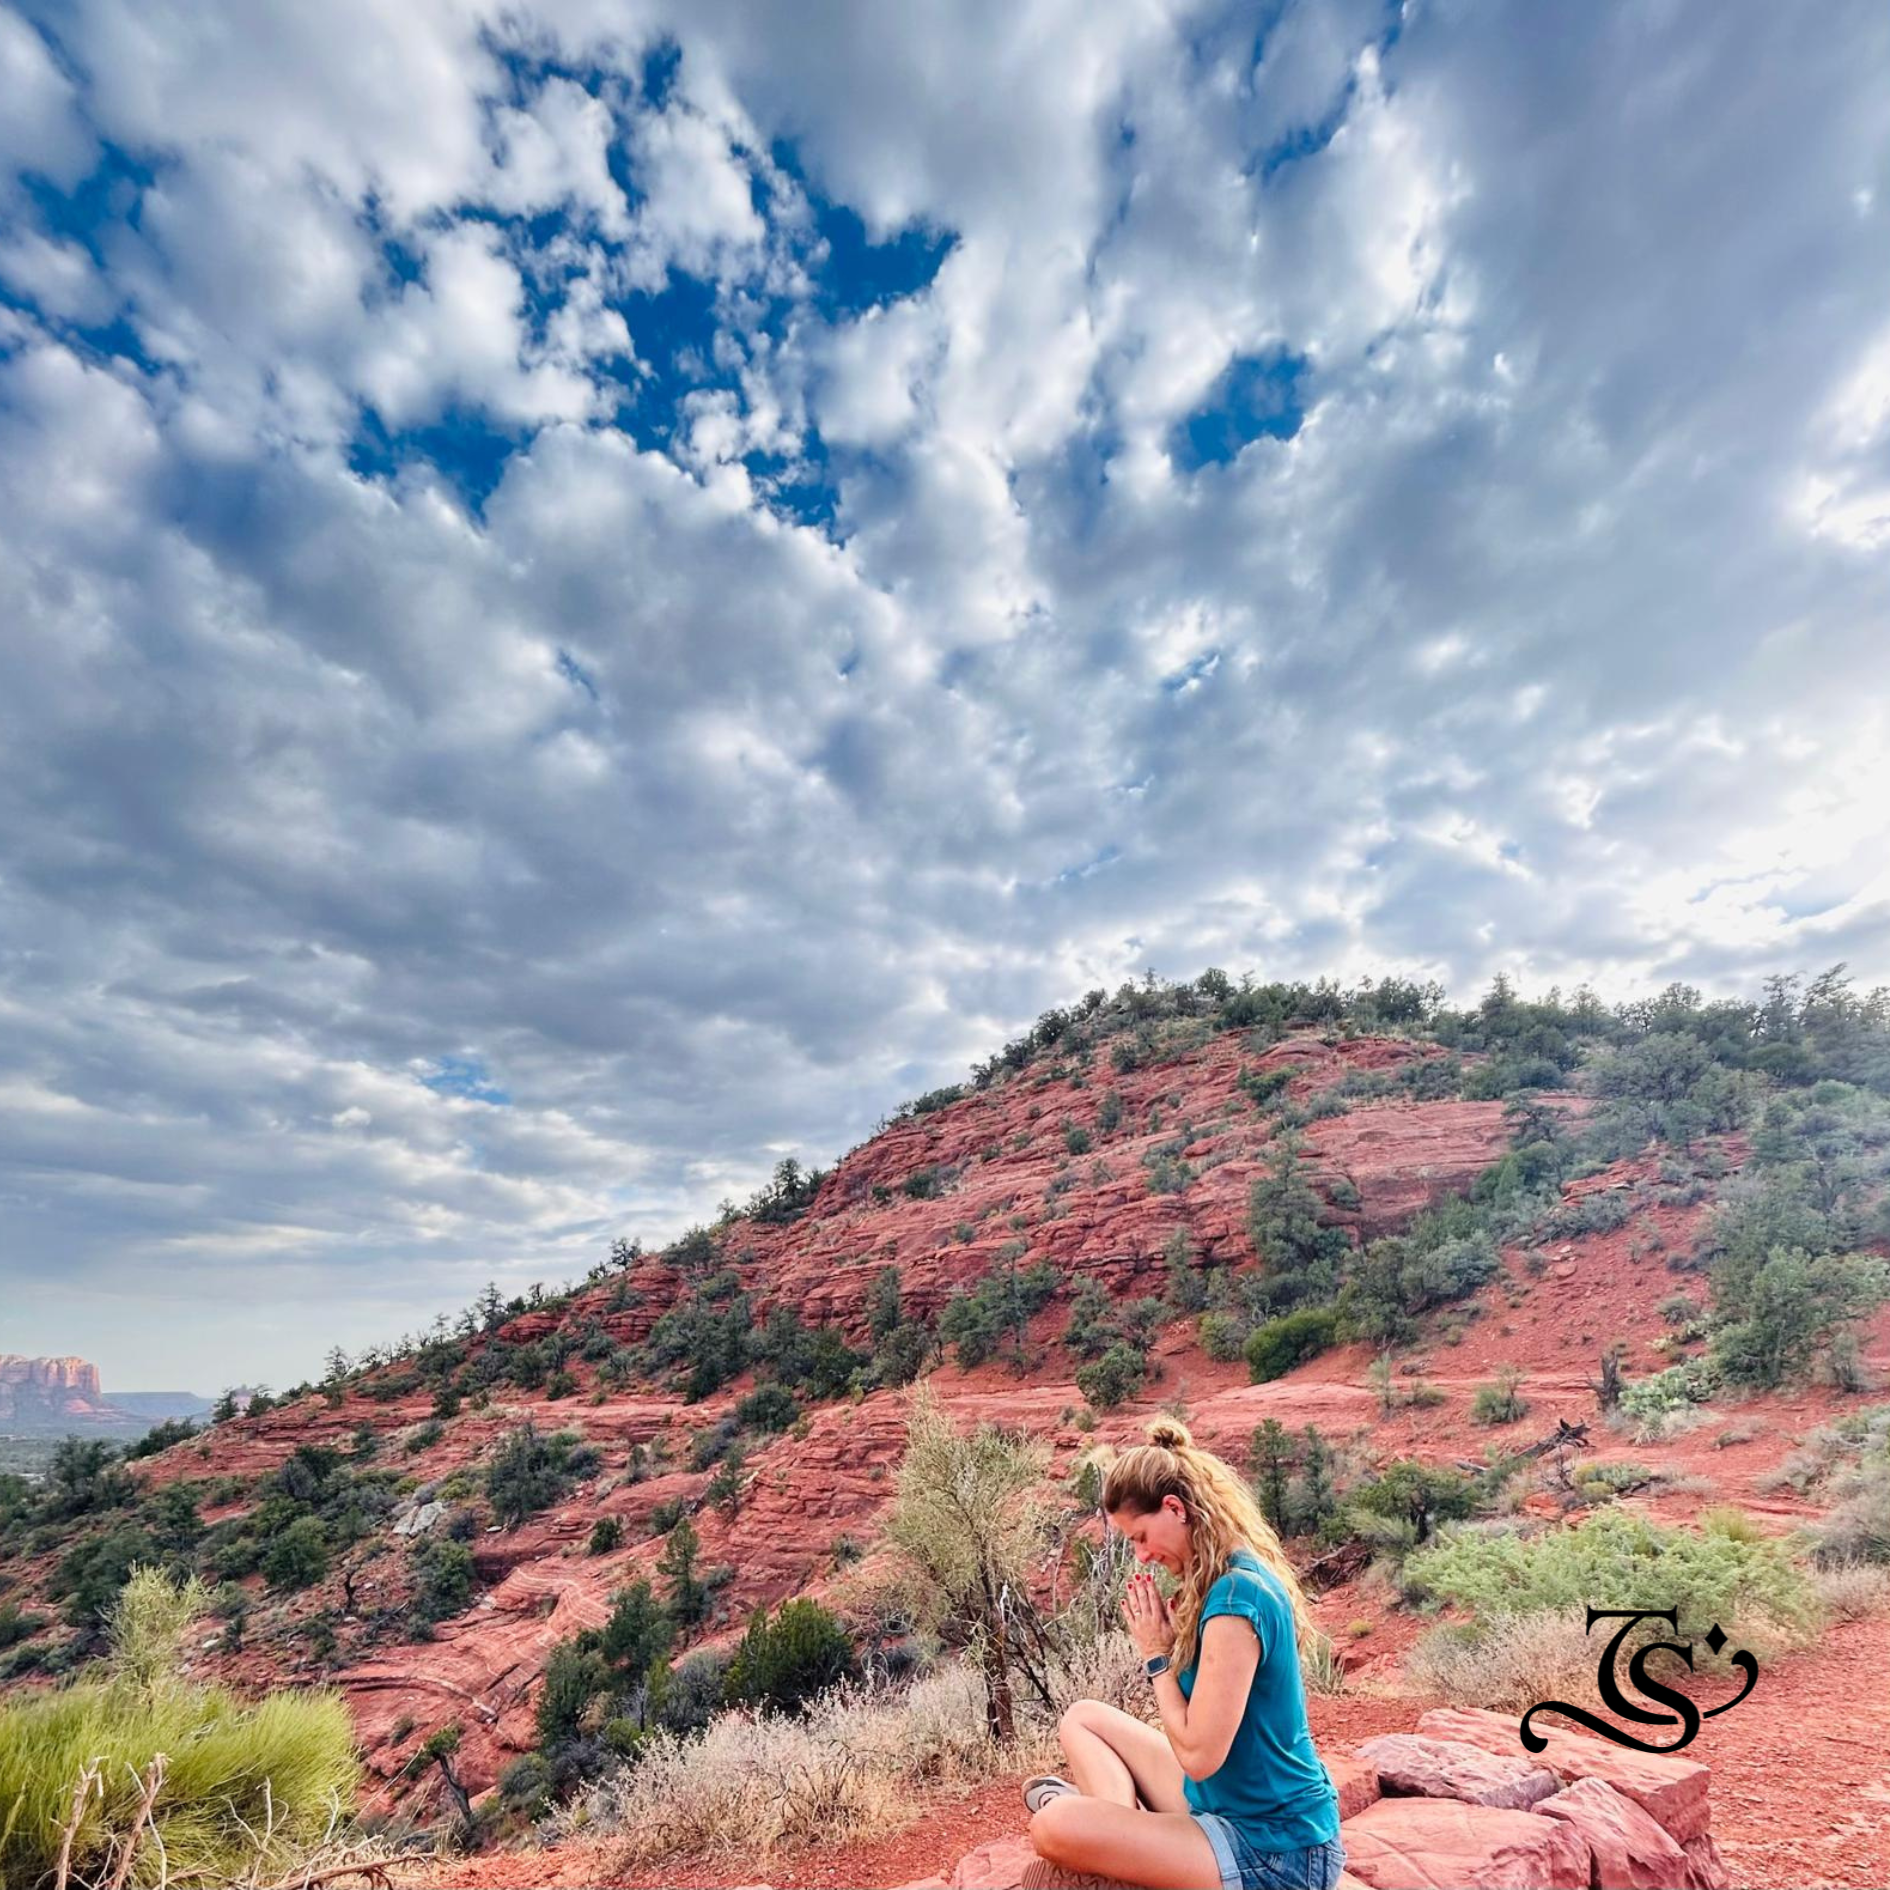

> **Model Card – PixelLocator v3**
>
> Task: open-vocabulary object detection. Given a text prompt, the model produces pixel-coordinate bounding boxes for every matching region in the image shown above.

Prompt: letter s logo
[1519,1607,1755,1755]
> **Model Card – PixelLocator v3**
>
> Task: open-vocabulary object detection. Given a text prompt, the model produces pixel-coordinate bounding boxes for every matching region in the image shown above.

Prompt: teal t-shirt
[1176,1548,1340,1849]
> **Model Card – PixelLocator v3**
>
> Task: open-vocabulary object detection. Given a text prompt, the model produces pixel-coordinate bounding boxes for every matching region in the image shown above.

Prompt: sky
[2,0,1888,1395]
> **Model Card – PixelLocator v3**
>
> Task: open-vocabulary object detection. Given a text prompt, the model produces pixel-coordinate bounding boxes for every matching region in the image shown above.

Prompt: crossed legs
[1028,1700,1225,1890]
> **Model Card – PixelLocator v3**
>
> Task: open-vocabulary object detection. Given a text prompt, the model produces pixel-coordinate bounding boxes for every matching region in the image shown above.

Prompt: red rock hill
[23,1029,1890,1877]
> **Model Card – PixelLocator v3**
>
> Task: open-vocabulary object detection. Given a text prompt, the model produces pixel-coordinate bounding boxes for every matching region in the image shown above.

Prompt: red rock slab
[1340,1797,1592,1890]
[1328,1752,1384,1821]
[1415,1709,1710,1843]
[947,1836,1140,1890]
[1679,1834,1730,1890]
[1356,1734,1561,1811]
[1532,1777,1689,1888]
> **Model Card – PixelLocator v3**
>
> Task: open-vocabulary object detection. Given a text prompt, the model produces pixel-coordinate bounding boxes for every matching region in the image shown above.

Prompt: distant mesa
[0,1354,210,1436]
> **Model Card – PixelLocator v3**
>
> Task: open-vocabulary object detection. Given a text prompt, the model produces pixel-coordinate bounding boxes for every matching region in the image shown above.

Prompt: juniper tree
[1250,1419,1295,1535]
[1296,1424,1337,1536]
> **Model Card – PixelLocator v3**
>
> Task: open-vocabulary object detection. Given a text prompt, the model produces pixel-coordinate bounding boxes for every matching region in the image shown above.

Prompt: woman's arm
[1151,1617,1260,1780]
[1122,1576,1263,1782]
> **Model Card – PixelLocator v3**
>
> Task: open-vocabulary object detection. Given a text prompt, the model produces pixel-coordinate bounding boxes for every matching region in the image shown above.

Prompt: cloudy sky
[3,0,1887,1394]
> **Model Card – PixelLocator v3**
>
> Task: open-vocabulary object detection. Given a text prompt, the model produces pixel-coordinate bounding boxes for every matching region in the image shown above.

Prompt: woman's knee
[1057,1696,1110,1751]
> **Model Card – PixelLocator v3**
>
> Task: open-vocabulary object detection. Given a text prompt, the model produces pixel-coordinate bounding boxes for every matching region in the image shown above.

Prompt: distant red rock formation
[0,1352,133,1429]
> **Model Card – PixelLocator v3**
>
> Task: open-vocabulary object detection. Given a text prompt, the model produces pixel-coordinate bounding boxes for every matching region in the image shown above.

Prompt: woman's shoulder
[1208,1548,1289,1610]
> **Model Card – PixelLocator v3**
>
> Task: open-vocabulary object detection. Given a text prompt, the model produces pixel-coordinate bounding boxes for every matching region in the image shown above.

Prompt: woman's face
[1106,1495,1192,1577]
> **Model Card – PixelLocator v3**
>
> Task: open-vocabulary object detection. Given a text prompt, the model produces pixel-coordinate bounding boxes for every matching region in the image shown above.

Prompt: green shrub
[0,1571,358,1889]
[938,1260,1059,1369]
[1404,1507,1820,1655]
[410,1538,475,1624]
[0,1601,47,1649]
[1619,1357,1720,1421]
[1197,1312,1248,1363]
[734,1385,800,1432]
[51,1526,164,1632]
[125,1417,200,1460]
[1245,1306,1339,1383]
[536,1640,609,1745]
[262,1515,330,1592]
[1063,1279,1123,1360]
[1710,1247,1890,1390]
[589,1516,624,1555]
[487,1420,583,1529]
[1347,1461,1478,1551]
[41,1438,136,1519]
[1470,1368,1528,1427]
[1075,1343,1149,1411]
[722,1599,856,1714]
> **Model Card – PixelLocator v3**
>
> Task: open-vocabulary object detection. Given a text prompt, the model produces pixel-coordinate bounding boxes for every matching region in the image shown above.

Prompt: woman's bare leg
[1057,1700,1191,1813]
[1029,1798,1223,1890]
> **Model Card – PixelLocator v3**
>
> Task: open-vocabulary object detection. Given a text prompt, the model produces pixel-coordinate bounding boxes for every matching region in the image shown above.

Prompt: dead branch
[53,1758,104,1890]
[103,1754,168,1890]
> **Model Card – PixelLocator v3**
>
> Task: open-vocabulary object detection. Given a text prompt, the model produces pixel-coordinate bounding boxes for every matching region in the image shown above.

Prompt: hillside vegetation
[1,963,1887,1870]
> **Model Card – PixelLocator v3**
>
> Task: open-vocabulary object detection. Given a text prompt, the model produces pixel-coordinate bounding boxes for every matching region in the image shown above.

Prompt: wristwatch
[1144,1652,1172,1679]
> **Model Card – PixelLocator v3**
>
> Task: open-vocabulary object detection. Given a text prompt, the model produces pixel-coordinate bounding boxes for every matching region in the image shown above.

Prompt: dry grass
[1402,1608,1607,1714]
[1807,1558,1890,1621]
[564,1634,1153,1868]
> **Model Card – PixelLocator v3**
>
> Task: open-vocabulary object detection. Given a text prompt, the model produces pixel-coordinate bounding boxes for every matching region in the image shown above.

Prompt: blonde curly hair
[1097,1414,1328,1678]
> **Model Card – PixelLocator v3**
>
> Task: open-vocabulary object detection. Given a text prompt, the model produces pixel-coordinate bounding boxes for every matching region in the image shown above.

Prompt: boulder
[1416,1709,1711,1843]
[1340,1797,1592,1890]
[1328,1752,1384,1821]
[1356,1734,1560,1810]
[1680,1833,1731,1890]
[1532,1777,1689,1888]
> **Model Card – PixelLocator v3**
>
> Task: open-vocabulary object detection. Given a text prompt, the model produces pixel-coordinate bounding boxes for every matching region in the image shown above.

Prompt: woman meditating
[1025,1417,1346,1890]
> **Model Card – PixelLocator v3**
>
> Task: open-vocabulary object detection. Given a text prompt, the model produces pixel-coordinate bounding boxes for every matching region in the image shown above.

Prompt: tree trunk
[979,1615,1017,1743]
[433,1756,475,1848]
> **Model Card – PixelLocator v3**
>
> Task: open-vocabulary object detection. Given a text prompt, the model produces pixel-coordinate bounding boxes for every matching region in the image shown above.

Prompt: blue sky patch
[347,405,530,517]
[1171,350,1310,469]
[421,1056,511,1105]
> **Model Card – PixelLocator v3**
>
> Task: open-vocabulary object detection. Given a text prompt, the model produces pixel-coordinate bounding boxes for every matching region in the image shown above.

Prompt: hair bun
[1147,1416,1192,1451]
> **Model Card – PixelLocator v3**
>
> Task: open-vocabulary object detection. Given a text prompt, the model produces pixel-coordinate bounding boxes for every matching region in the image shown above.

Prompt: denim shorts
[1192,1813,1346,1890]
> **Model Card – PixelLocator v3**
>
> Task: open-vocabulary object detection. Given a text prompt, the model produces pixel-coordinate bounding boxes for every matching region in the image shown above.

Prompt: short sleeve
[1199,1566,1269,1662]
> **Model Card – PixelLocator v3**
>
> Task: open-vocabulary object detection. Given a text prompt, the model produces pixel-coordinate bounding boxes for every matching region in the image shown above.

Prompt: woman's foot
[1022,1775,1078,1813]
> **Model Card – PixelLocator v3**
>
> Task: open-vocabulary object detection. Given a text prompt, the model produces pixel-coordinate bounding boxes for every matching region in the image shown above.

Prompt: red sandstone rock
[1680,1833,1730,1890]
[1355,1734,1560,1810]
[1340,1797,1592,1890]
[947,1835,1138,1890]
[1328,1752,1383,1821]
[1532,1777,1689,1887]
[1416,1710,1710,1844]
[0,1353,130,1428]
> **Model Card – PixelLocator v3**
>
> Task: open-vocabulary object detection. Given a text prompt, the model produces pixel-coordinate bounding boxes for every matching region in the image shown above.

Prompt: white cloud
[354,222,600,428]
[3,0,1889,1389]
[0,6,94,194]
